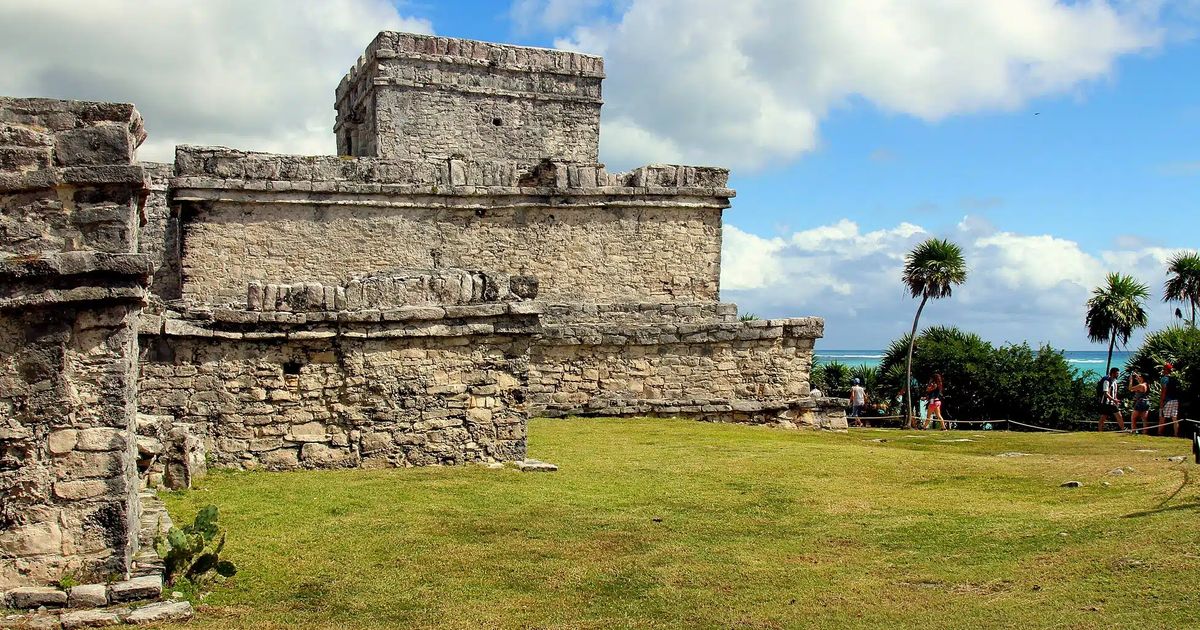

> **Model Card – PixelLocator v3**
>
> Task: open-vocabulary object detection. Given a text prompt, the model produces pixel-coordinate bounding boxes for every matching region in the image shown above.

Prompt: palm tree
[901,238,968,425]
[1163,251,1200,327]
[1086,272,1150,373]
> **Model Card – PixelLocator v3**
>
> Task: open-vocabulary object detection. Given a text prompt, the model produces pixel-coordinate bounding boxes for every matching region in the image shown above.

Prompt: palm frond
[1085,272,1150,347]
[902,238,968,300]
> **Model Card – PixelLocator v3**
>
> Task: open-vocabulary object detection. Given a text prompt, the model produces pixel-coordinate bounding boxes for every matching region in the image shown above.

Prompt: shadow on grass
[1122,502,1200,518]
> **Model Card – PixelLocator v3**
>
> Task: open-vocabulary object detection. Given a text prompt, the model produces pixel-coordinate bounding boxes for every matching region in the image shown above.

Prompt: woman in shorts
[926,373,946,430]
[1128,372,1150,432]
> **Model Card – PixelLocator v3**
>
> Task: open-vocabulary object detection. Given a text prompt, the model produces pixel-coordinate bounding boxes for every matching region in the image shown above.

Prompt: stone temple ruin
[0,32,840,591]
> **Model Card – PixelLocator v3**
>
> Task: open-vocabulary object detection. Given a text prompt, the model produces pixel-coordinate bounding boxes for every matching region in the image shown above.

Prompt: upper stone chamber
[335,32,604,165]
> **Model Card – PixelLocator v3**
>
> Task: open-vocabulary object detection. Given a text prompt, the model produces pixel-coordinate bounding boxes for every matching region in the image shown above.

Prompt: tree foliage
[1163,251,1200,327]
[1085,272,1150,372]
[900,238,968,421]
[876,326,1093,427]
[1125,325,1200,414]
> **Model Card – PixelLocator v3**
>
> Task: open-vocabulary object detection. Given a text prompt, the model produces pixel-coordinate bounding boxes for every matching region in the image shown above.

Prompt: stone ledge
[0,252,153,279]
[144,310,540,340]
[0,285,146,311]
[541,301,739,324]
[0,164,148,193]
[171,147,731,196]
[538,317,825,345]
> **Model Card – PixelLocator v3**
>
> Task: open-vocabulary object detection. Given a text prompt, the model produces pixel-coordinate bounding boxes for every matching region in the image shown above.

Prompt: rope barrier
[1005,419,1070,433]
[1119,420,1180,434]
[844,415,1198,435]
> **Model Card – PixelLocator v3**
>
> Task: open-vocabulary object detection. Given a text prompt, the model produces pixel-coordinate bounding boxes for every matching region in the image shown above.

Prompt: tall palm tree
[901,238,968,425]
[1163,251,1200,327]
[1085,272,1150,373]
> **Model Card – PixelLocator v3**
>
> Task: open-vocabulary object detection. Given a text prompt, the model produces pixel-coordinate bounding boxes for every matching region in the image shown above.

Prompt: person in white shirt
[849,378,868,426]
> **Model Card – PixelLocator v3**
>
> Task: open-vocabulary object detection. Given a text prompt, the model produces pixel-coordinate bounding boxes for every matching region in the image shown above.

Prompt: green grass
[163,418,1200,629]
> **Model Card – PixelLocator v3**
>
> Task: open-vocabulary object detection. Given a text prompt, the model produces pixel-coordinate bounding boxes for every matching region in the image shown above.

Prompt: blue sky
[2,0,1197,349]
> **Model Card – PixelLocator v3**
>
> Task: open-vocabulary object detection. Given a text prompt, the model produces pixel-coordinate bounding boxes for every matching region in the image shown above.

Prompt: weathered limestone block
[124,600,194,625]
[107,575,161,603]
[60,609,122,629]
[67,584,108,608]
[5,586,67,609]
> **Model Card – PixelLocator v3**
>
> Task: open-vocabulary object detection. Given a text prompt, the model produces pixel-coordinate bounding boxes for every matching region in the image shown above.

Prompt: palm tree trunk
[1191,300,1196,327]
[1105,332,1115,374]
[905,294,929,428]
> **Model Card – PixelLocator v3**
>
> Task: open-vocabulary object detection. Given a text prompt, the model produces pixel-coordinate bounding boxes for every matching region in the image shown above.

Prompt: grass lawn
[162,418,1200,629]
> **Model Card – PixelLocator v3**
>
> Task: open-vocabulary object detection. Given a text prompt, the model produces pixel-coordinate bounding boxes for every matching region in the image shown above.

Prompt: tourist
[1128,372,1150,433]
[1098,367,1124,431]
[849,378,868,426]
[1158,363,1182,437]
[926,373,946,430]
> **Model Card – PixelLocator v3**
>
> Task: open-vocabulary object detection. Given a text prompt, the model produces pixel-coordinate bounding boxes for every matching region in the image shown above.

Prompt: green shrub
[812,360,852,397]
[1125,325,1200,415]
[876,326,1091,427]
[155,505,237,586]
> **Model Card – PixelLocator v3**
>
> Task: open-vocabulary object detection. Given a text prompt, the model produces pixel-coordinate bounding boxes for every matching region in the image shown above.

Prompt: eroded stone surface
[67,584,108,608]
[5,587,67,609]
[123,600,193,625]
[60,609,121,629]
[107,576,161,603]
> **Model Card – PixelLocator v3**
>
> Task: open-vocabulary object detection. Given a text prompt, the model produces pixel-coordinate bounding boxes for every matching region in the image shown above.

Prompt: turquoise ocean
[815,349,1134,377]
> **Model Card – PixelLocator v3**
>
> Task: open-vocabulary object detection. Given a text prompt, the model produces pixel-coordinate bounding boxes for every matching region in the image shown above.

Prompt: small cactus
[154,505,238,585]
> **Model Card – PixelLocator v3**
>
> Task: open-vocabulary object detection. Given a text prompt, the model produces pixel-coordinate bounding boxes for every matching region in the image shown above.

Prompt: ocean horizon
[815,349,1134,375]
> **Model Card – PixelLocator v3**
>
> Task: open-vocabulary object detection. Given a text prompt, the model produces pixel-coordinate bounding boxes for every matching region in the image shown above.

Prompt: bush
[1125,325,1200,416]
[811,360,851,397]
[875,326,1092,427]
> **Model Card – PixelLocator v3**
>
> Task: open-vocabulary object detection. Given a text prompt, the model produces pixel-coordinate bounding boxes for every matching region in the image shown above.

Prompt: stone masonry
[2,31,839,589]
[0,98,151,588]
[335,32,603,164]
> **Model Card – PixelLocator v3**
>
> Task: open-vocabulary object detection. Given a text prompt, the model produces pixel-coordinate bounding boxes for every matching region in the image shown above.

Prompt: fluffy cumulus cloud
[0,0,432,162]
[551,0,1163,169]
[721,218,1183,349]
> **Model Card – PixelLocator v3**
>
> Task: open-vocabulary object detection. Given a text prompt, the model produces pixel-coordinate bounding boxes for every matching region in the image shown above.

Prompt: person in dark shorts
[1098,367,1124,431]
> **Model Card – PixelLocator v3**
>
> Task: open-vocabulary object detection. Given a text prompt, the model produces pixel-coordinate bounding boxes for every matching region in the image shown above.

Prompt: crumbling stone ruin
[1,32,839,593]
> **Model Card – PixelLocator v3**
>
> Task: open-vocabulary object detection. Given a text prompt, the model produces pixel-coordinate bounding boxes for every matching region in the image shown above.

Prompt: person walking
[1098,367,1125,431]
[1158,363,1182,437]
[849,378,868,427]
[926,373,946,430]
[1128,372,1150,433]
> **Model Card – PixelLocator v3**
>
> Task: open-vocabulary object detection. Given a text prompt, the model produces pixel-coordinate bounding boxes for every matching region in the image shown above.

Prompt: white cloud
[721,226,786,291]
[553,0,1163,170]
[0,0,433,162]
[722,217,1184,348]
[511,0,605,32]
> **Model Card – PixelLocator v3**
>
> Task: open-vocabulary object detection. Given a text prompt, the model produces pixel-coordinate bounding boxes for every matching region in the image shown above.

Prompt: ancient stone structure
[0,98,152,588]
[1,32,838,590]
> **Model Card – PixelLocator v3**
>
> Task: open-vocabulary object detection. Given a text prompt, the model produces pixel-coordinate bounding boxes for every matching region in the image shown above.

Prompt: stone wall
[335,32,603,164]
[0,98,146,255]
[170,148,729,307]
[1,97,150,589]
[529,318,823,427]
[137,306,537,470]
[0,296,143,589]
[137,163,180,301]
